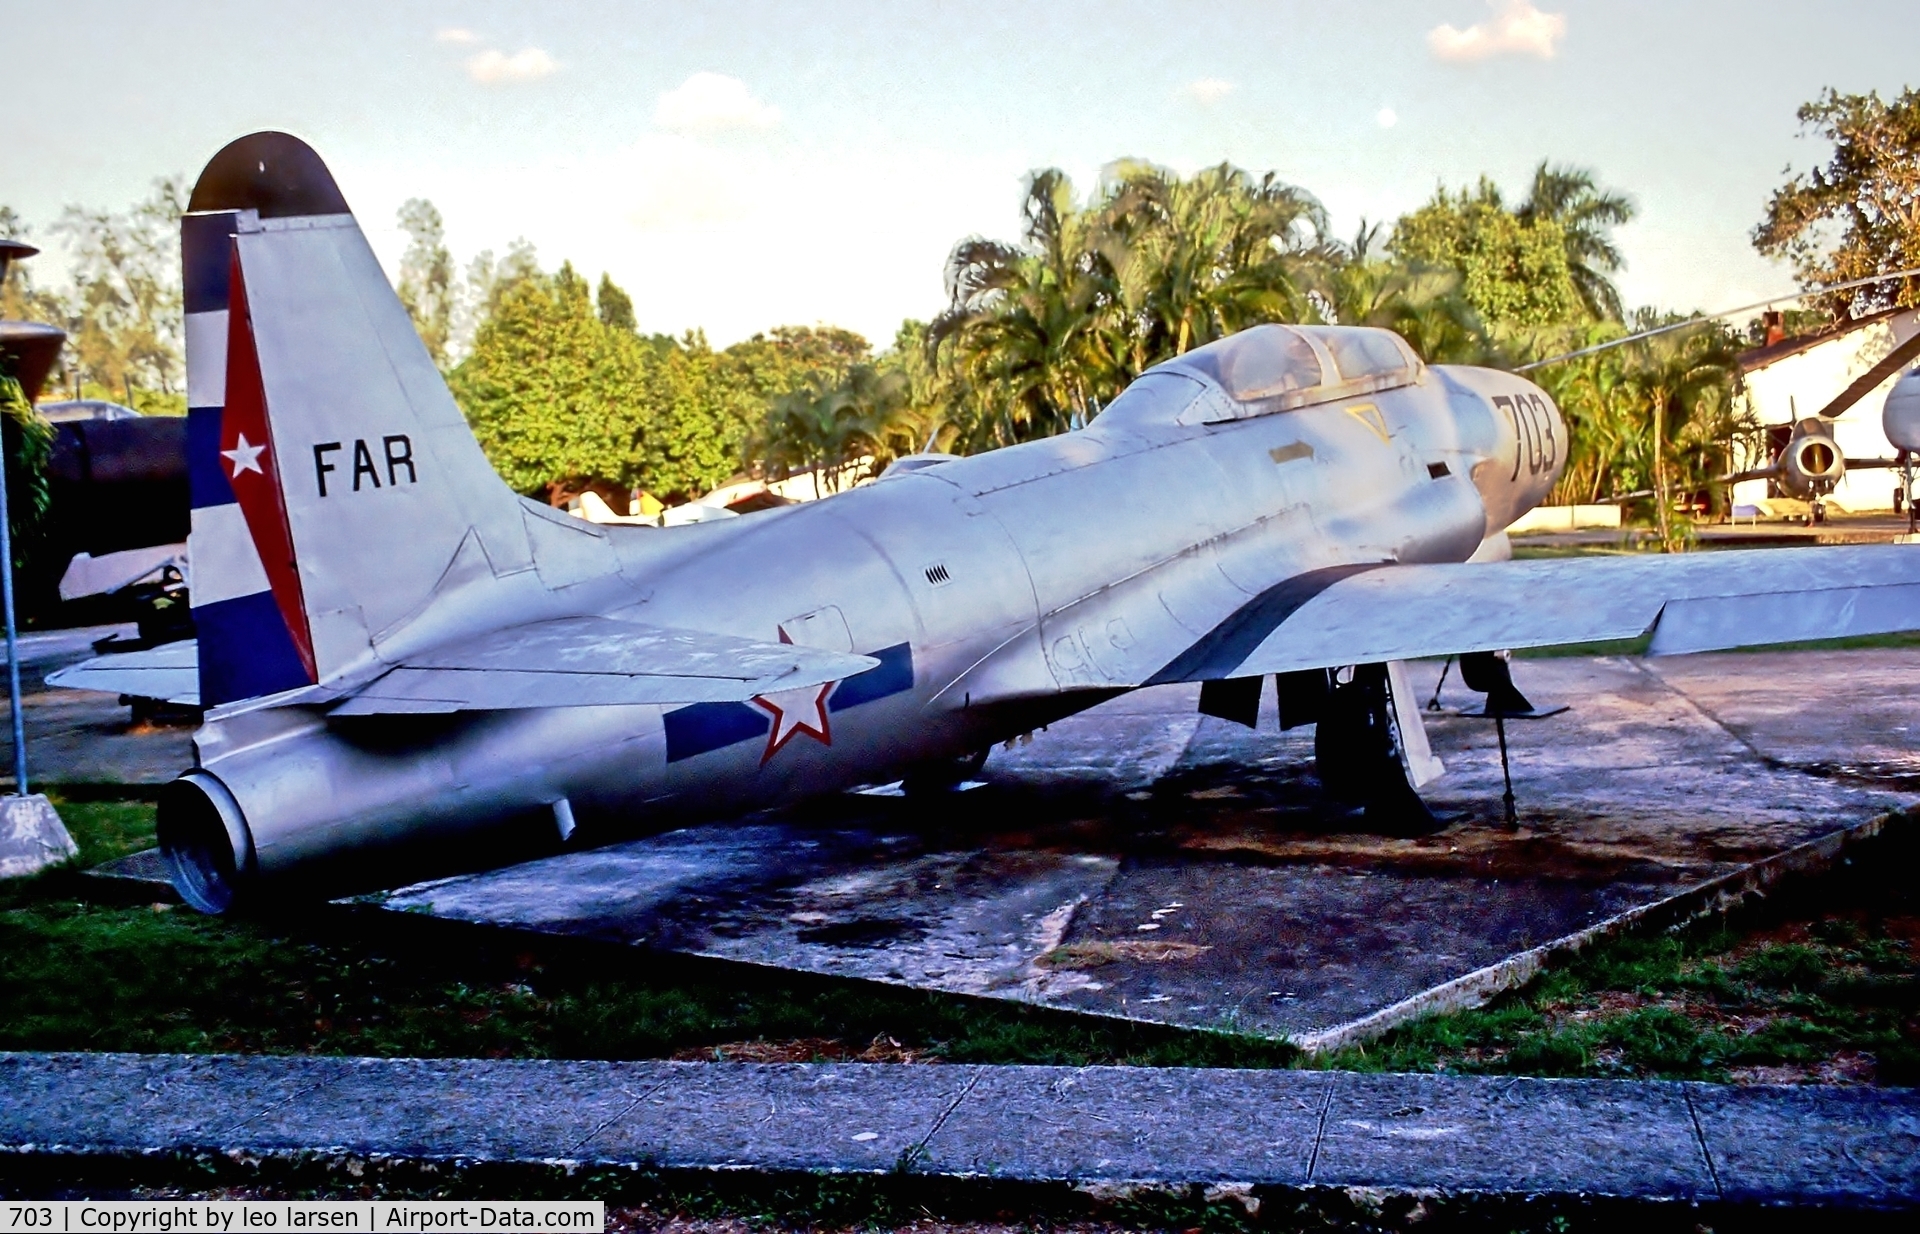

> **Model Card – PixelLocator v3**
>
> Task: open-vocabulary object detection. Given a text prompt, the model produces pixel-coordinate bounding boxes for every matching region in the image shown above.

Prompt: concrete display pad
[376,650,1920,1044]
[4,1052,1916,1207]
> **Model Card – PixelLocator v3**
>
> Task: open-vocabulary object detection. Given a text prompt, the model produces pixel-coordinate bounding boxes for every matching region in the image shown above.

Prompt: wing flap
[331,616,879,714]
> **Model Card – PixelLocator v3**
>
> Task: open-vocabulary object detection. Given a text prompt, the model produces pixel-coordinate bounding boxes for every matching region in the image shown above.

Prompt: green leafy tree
[597,274,636,332]
[1754,86,1920,313]
[1515,162,1636,321]
[0,372,56,571]
[49,177,189,406]
[454,239,541,358]
[1317,223,1492,365]
[396,198,456,367]
[723,325,870,404]
[753,363,909,493]
[450,262,641,503]
[929,169,1117,448]
[635,333,763,501]
[1097,160,1327,361]
[929,162,1335,448]
[1390,179,1584,328]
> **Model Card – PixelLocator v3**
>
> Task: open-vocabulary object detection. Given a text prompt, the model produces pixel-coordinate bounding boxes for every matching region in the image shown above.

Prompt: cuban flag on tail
[183,211,316,706]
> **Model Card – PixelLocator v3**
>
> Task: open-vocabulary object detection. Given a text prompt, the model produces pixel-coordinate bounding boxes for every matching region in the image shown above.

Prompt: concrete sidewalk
[3,1052,1916,1208]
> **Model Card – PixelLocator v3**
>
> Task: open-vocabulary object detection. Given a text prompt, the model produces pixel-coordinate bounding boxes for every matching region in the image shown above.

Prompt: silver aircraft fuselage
[191,352,1561,891]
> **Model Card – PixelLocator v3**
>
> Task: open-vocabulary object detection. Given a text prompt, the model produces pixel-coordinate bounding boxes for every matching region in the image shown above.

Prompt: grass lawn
[3,793,1914,1084]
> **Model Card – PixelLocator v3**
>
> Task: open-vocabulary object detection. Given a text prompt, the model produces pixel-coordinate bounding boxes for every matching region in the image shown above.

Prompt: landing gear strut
[1287,664,1440,834]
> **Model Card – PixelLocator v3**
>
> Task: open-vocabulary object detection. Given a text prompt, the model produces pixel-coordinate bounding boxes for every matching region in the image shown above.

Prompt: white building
[1733,306,1920,512]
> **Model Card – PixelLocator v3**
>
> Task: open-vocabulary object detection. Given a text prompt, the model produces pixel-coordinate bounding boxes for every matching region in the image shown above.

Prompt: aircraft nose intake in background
[70,132,1918,913]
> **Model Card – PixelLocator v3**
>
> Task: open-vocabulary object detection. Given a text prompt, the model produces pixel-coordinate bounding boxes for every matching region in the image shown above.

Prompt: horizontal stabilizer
[330,617,880,714]
[46,641,201,705]
[1218,544,1920,678]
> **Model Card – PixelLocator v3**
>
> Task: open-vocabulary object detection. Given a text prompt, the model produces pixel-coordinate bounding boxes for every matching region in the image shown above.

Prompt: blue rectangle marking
[188,406,236,509]
[664,701,770,763]
[829,642,913,711]
[194,590,311,706]
[181,212,239,315]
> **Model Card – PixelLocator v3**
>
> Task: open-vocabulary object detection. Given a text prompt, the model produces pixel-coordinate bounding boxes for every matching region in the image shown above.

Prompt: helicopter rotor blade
[1514,267,1920,374]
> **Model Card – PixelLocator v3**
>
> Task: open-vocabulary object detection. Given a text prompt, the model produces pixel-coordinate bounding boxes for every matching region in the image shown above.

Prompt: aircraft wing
[329,616,880,714]
[45,640,201,705]
[1154,544,1920,682]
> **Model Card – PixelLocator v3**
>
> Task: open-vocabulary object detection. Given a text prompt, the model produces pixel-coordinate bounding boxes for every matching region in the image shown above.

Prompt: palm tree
[1316,222,1492,365]
[930,163,1333,449]
[1517,162,1637,321]
[929,170,1118,448]
[1617,322,1741,546]
[1095,161,1328,360]
[754,364,910,493]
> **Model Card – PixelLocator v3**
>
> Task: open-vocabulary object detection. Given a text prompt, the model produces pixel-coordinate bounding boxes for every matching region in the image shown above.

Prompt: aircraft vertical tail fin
[183,132,589,708]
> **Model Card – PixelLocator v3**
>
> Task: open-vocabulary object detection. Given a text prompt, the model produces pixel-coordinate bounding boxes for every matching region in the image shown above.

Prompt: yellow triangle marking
[1346,402,1391,443]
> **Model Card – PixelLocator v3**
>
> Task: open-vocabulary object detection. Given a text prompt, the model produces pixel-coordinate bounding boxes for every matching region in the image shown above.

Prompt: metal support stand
[1494,714,1517,829]
[0,394,24,796]
[1426,657,1452,712]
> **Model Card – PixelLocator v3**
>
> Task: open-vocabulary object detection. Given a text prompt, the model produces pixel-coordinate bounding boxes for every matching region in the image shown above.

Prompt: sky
[3,0,1916,348]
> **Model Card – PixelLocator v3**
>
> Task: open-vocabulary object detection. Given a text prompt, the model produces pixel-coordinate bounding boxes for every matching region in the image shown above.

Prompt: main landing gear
[1203,664,1439,834]
[1203,653,1562,833]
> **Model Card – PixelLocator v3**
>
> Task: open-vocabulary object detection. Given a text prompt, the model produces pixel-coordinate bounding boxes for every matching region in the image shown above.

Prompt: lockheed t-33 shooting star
[62,133,1920,913]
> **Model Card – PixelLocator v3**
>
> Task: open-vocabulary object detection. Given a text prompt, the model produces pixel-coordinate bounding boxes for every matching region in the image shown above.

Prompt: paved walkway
[3,1053,1916,1207]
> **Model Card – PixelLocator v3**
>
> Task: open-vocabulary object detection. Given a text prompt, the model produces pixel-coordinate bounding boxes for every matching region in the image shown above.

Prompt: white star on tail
[750,682,834,763]
[222,433,266,477]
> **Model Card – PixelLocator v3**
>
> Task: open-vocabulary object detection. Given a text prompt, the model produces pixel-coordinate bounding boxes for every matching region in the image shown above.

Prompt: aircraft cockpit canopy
[1104,324,1423,429]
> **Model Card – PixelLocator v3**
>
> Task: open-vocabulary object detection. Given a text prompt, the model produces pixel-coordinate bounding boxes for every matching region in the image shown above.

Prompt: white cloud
[435,28,480,46]
[1428,1,1567,62]
[654,72,782,134]
[1376,106,1398,128]
[1179,77,1236,106]
[467,48,558,85]
[616,134,759,230]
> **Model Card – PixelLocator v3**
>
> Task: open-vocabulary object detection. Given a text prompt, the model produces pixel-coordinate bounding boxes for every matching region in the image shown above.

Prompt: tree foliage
[1754,86,1920,314]
[2,180,192,411]
[1391,179,1585,328]
[448,260,777,503]
[929,162,1334,450]
[396,198,456,367]
[0,373,56,570]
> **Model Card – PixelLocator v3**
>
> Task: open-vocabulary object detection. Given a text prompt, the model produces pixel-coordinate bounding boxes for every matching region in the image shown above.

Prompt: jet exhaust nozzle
[157,771,257,914]
[1780,419,1844,498]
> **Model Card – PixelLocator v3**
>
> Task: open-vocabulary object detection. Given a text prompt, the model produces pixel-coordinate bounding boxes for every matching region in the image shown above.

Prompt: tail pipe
[157,771,256,914]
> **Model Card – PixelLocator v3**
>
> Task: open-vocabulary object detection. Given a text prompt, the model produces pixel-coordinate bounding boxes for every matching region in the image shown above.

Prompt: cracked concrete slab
[585,1061,980,1171]
[1688,1080,1920,1205]
[3,1053,1916,1208]
[918,1064,1332,1183]
[1310,1072,1715,1199]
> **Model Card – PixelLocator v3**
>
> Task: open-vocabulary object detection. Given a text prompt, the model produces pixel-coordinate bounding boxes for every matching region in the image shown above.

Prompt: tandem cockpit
[1094,324,1425,431]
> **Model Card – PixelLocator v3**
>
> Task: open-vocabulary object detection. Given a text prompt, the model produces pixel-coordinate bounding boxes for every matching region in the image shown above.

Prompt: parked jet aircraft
[60,133,1920,913]
[1722,326,1920,523]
